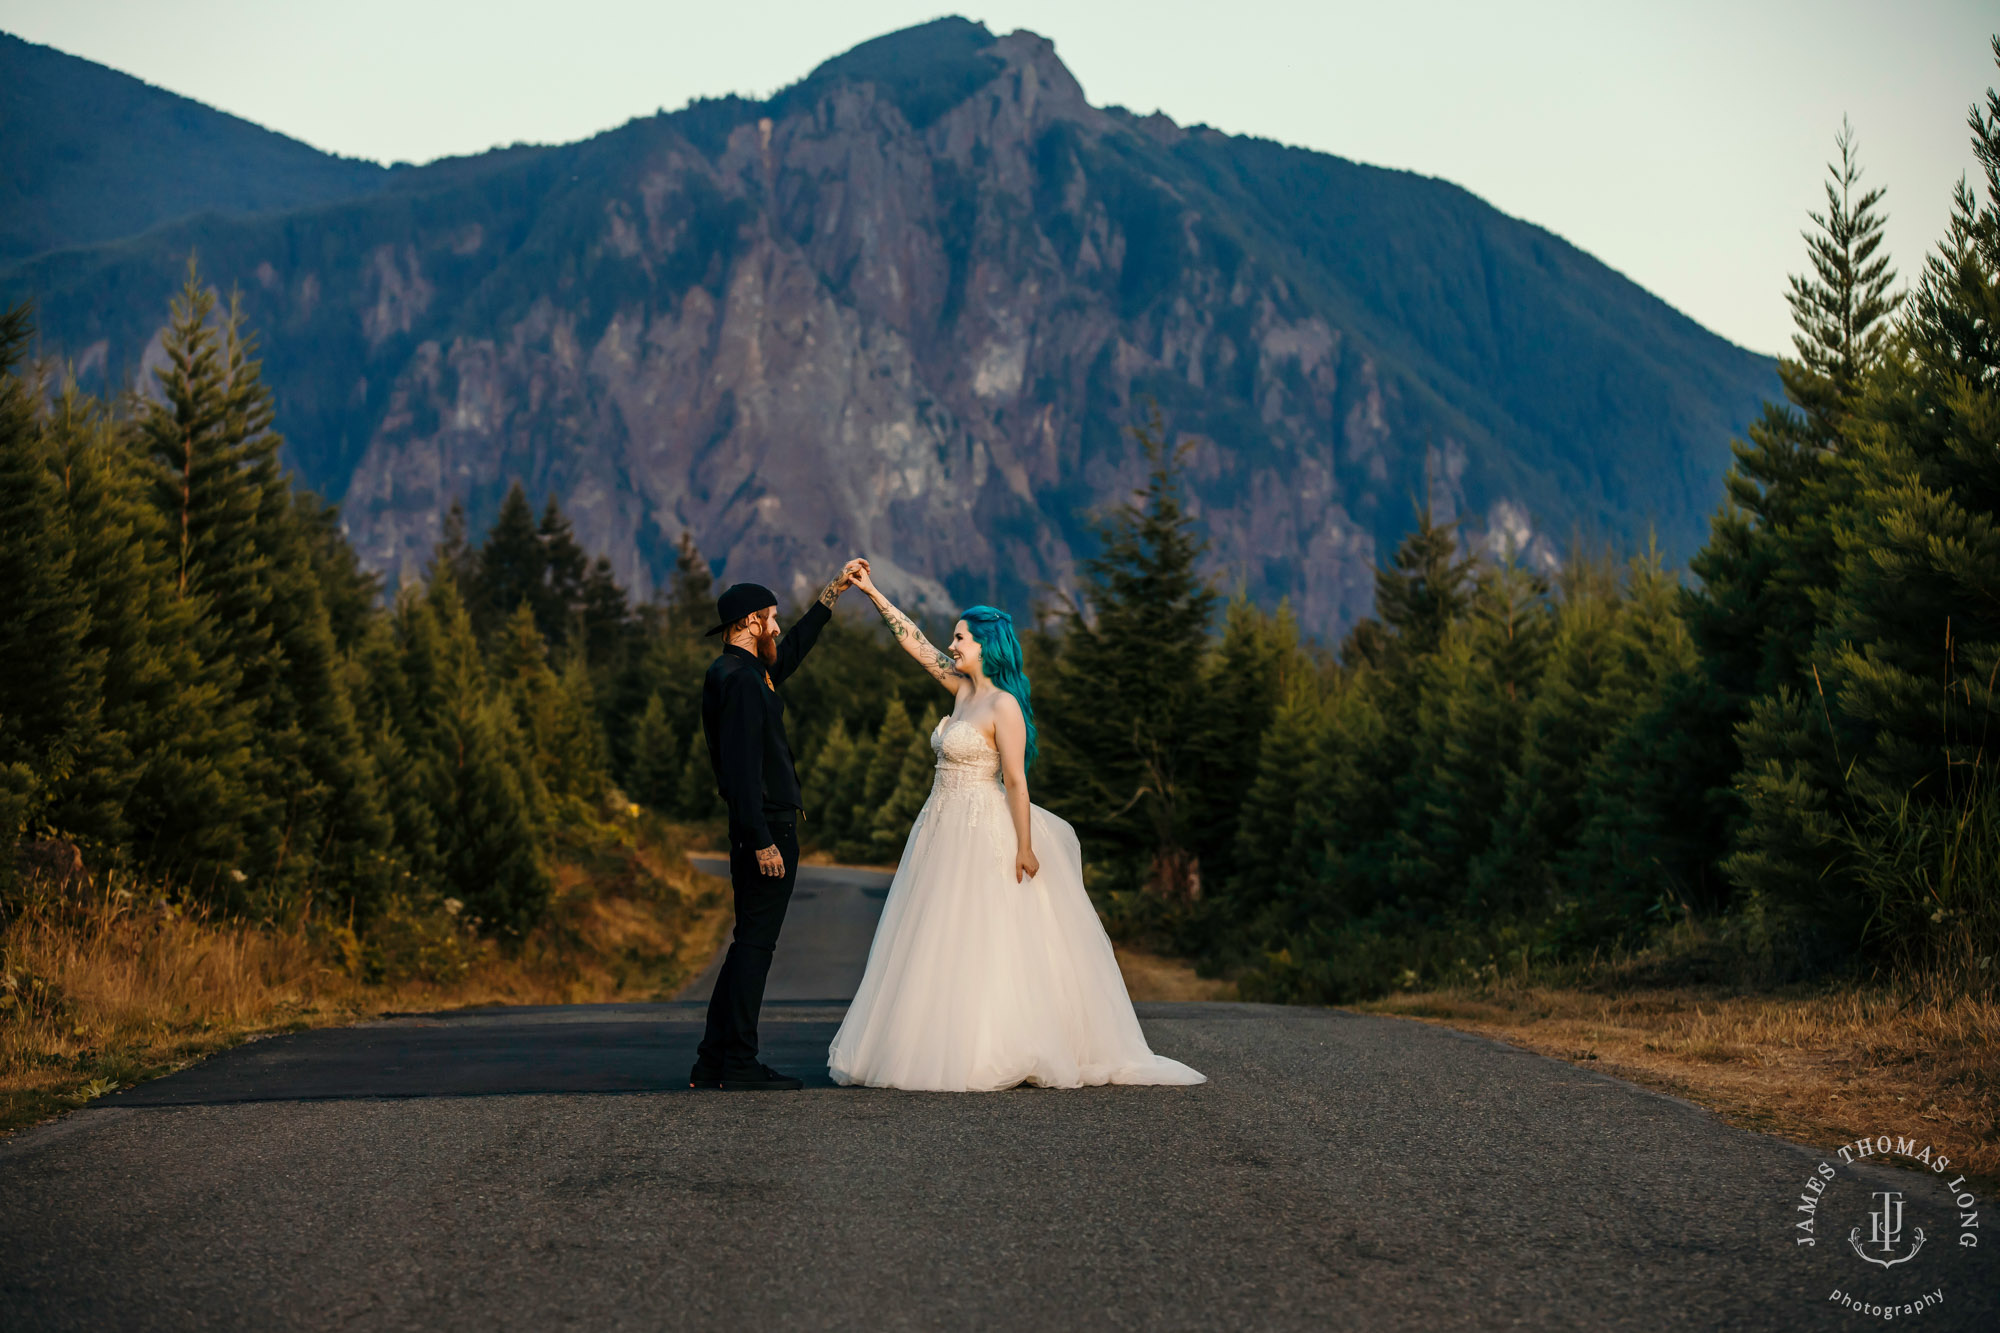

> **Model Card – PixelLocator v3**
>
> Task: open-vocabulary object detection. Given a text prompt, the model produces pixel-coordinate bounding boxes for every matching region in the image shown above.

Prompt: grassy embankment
[1358,978,1997,1186]
[0,811,731,1138]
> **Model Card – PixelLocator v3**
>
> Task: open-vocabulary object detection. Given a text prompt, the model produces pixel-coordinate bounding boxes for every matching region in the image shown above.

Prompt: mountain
[0,30,389,267]
[0,18,1776,635]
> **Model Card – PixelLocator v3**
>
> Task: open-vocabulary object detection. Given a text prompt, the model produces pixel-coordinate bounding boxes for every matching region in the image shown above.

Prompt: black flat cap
[703,582,778,636]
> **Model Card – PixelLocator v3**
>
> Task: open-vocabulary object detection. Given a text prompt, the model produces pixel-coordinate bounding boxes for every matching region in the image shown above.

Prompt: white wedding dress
[827,714,1206,1092]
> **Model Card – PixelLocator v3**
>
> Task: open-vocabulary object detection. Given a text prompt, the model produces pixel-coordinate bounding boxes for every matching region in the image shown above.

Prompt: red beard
[756,627,778,666]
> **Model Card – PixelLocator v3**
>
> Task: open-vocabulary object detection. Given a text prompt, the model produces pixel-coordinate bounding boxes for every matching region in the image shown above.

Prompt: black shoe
[688,1060,722,1090]
[720,1062,804,1091]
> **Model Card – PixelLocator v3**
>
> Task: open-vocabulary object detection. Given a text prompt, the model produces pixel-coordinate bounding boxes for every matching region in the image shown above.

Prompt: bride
[827,563,1205,1092]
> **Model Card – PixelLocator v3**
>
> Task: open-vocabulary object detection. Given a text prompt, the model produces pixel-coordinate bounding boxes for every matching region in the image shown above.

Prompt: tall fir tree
[0,304,95,855]
[138,265,389,903]
[627,694,681,811]
[1038,413,1217,900]
[40,378,250,870]
[473,481,546,640]
[867,704,940,860]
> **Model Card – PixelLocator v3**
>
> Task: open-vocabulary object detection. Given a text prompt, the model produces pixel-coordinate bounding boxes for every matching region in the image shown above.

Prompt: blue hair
[959,605,1037,771]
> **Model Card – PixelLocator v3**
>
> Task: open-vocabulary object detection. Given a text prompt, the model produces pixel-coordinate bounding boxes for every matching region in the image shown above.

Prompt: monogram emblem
[1848,1190,1926,1269]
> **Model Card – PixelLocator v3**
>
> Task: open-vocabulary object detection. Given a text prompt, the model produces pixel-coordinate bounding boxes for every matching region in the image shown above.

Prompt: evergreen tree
[135,264,388,903]
[801,716,858,846]
[859,699,920,814]
[39,378,248,870]
[1467,562,1623,917]
[1188,597,1302,871]
[0,304,94,853]
[473,481,546,640]
[492,602,607,809]
[675,728,722,822]
[1683,125,1901,918]
[628,694,681,811]
[1373,501,1476,664]
[1394,562,1550,913]
[870,704,940,860]
[1224,672,1327,935]
[1731,56,2000,968]
[667,530,716,634]
[1289,673,1399,923]
[400,570,549,932]
[1037,413,1217,899]
[538,494,590,643]
[1557,551,1716,942]
[431,498,478,591]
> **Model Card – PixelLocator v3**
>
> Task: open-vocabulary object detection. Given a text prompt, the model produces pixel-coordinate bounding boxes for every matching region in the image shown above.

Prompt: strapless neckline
[938,714,997,754]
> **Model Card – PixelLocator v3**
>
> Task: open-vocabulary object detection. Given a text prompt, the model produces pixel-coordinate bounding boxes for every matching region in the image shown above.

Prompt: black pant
[696,819,799,1072]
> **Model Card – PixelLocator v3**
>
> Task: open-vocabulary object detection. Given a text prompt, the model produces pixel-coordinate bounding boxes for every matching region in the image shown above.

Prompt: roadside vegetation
[1,810,726,1136]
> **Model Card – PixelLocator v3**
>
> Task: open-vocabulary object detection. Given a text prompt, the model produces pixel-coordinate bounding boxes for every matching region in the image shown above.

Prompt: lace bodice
[930,715,1004,794]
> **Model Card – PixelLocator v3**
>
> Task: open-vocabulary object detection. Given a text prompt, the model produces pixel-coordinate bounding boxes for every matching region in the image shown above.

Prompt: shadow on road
[104,1005,848,1106]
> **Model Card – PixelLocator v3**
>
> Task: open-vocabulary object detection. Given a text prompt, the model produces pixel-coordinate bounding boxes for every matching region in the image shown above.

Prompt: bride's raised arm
[851,563,965,696]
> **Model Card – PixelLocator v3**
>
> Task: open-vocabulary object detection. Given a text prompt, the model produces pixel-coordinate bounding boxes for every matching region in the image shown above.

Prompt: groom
[690,559,866,1091]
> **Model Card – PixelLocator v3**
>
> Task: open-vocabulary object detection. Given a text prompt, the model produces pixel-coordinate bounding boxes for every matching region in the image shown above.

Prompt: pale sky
[2,0,1992,355]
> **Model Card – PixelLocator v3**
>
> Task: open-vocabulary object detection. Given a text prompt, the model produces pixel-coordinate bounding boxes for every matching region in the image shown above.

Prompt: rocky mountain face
[3,18,1774,635]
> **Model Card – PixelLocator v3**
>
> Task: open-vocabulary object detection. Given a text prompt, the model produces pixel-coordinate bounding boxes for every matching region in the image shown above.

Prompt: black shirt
[701,600,831,847]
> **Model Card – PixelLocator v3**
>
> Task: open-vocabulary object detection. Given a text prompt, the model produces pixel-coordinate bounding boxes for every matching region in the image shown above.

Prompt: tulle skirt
[827,784,1206,1093]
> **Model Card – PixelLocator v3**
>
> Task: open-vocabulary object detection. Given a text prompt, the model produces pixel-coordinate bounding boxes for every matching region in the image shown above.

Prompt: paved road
[3,861,1994,1331]
[678,854,891,1003]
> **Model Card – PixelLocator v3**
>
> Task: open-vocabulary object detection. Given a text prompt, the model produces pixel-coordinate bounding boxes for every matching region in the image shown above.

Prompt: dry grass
[1358,981,2000,1186]
[0,814,729,1138]
[1117,944,1239,1002]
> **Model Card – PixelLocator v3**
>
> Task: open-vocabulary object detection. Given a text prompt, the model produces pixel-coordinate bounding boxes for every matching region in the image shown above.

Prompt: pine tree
[675,727,722,822]
[1037,412,1217,899]
[537,493,589,647]
[801,716,857,846]
[38,377,249,870]
[431,498,478,591]
[870,704,940,860]
[859,699,919,815]
[579,555,631,668]
[668,530,715,634]
[1557,551,1717,941]
[628,694,681,811]
[1225,672,1327,931]
[0,304,95,854]
[1735,55,2000,965]
[1724,57,2000,967]
[135,264,388,903]
[1394,562,1550,913]
[492,602,607,809]
[1466,562,1623,917]
[1188,597,1302,872]
[473,481,545,640]
[400,569,549,931]
[1683,124,1902,924]
[1289,672,1399,923]
[1374,501,1476,664]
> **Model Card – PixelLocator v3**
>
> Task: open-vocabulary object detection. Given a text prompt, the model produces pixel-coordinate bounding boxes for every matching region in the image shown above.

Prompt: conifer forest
[4,46,1998,1008]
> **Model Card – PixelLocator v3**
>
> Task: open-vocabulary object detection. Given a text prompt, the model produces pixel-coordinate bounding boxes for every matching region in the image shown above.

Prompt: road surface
[2,858,1992,1330]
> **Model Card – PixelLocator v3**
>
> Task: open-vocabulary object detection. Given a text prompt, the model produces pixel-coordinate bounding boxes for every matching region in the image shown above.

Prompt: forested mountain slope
[0,30,389,267]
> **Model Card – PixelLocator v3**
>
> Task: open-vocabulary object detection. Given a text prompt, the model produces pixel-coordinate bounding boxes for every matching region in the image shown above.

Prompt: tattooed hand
[817,558,869,609]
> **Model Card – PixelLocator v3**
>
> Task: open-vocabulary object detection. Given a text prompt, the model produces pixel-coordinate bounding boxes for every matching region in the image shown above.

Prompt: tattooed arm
[771,559,865,686]
[850,563,966,695]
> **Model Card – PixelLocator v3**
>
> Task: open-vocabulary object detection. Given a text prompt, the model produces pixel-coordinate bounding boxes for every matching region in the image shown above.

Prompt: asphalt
[3,859,1994,1331]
